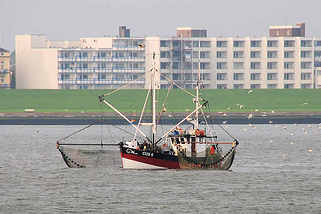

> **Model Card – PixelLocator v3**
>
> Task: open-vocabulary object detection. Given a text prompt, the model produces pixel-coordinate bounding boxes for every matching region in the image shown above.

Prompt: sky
[1,0,321,51]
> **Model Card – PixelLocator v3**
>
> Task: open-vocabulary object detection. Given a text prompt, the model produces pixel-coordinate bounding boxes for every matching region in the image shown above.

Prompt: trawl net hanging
[57,144,120,168]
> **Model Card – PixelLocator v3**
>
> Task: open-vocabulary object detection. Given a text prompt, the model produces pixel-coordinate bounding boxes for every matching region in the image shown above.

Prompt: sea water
[1,124,320,214]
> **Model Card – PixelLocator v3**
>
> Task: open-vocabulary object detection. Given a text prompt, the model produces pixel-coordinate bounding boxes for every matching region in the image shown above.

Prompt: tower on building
[119,26,130,38]
[269,22,305,37]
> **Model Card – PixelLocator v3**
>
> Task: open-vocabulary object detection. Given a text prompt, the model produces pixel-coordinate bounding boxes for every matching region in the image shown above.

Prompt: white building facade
[15,31,321,89]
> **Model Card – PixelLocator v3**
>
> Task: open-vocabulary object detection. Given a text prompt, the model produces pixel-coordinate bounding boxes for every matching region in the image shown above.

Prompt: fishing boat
[57,53,239,169]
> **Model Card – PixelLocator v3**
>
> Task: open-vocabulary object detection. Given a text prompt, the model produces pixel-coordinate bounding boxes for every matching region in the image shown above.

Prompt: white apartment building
[15,27,321,89]
[16,34,159,89]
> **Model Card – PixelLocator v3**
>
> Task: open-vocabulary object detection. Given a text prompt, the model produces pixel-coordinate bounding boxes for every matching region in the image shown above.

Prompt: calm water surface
[1,124,321,214]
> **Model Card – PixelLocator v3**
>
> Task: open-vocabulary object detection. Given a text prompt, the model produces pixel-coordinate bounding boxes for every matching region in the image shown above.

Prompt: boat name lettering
[142,152,154,157]
[126,149,138,155]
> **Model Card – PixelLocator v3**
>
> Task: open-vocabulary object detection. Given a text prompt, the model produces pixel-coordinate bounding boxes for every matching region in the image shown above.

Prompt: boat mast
[194,61,201,130]
[152,52,157,146]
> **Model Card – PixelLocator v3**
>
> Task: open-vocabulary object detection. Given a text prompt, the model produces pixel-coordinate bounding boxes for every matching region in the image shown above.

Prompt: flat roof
[269,26,301,29]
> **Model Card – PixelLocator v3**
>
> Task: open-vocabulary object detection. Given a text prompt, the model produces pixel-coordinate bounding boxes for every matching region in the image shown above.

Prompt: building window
[284,62,294,69]
[250,51,261,58]
[98,73,106,80]
[267,62,278,69]
[301,73,311,80]
[200,62,210,70]
[267,73,278,80]
[184,51,192,60]
[172,74,181,80]
[284,51,294,58]
[315,51,321,58]
[250,62,261,69]
[267,40,278,47]
[233,62,244,69]
[250,40,261,47]
[233,51,244,58]
[193,63,199,69]
[80,52,88,58]
[172,40,181,48]
[160,62,170,69]
[301,62,312,69]
[60,73,70,81]
[233,84,244,89]
[217,73,227,80]
[200,51,210,58]
[160,40,170,47]
[250,84,261,89]
[184,41,192,48]
[98,62,107,69]
[250,73,260,80]
[233,41,245,47]
[217,84,227,89]
[284,40,295,47]
[216,51,227,58]
[301,51,312,58]
[183,73,192,81]
[200,41,211,47]
[172,62,180,69]
[60,51,70,58]
[267,84,277,88]
[160,51,170,58]
[217,62,227,69]
[172,50,180,59]
[97,51,107,58]
[183,62,192,70]
[301,40,312,47]
[314,40,321,47]
[193,51,199,59]
[315,61,321,67]
[216,41,227,47]
[284,84,294,88]
[193,41,199,47]
[284,73,294,80]
[201,73,210,81]
[267,51,278,58]
[301,84,312,88]
[233,73,244,80]
[77,73,88,80]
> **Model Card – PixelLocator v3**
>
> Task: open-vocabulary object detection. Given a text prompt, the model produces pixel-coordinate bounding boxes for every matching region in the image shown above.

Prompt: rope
[113,126,137,138]
[99,100,104,147]
[160,73,196,98]
[134,88,151,139]
[157,82,173,122]
[205,100,238,141]
[58,124,94,142]
[200,108,215,138]
[100,74,146,97]
[217,124,237,141]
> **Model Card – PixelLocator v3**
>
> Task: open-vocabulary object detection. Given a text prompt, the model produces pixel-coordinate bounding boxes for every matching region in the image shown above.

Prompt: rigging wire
[100,74,146,98]
[99,99,104,148]
[160,73,196,98]
[205,100,237,141]
[133,88,151,140]
[57,124,94,142]
[157,82,173,122]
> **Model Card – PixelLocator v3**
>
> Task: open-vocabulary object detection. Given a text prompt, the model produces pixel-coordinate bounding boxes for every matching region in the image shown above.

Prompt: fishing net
[177,146,236,170]
[57,145,120,168]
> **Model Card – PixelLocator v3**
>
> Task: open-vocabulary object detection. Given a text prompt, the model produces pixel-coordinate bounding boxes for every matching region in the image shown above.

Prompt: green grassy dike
[0,89,320,113]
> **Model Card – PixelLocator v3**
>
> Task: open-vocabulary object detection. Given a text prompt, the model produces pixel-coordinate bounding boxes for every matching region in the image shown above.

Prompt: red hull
[121,152,180,169]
